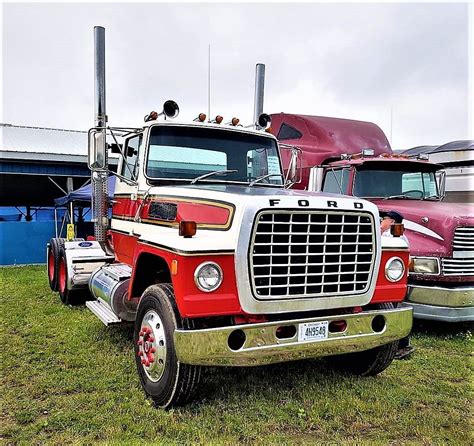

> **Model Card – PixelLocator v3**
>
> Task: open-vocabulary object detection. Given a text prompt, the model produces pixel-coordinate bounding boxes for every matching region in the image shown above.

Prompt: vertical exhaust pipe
[92,26,112,254]
[253,63,265,129]
[94,26,107,129]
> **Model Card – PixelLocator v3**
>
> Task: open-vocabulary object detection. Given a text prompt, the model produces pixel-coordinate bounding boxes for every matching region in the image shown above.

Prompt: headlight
[410,257,440,275]
[385,257,405,282]
[194,262,223,292]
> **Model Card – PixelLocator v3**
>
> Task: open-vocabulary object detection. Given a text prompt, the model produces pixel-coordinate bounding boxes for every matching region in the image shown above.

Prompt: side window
[277,123,302,141]
[322,169,350,194]
[121,136,141,180]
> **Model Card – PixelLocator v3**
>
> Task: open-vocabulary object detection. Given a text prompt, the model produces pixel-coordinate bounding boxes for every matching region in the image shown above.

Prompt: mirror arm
[107,126,136,180]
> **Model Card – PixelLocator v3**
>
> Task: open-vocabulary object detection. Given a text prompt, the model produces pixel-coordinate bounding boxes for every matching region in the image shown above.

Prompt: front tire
[134,284,201,409]
[329,303,398,376]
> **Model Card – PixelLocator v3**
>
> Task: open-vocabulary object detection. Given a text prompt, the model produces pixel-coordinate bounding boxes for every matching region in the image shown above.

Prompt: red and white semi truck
[271,112,473,323]
[46,28,412,408]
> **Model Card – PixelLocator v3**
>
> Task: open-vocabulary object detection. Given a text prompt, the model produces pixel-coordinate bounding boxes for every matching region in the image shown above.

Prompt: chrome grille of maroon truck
[442,226,474,276]
[249,211,376,299]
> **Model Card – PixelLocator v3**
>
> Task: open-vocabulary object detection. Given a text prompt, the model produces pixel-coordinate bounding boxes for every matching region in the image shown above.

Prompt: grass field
[1,265,472,445]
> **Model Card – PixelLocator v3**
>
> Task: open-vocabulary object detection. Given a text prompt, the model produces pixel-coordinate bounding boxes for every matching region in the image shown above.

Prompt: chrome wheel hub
[137,310,167,382]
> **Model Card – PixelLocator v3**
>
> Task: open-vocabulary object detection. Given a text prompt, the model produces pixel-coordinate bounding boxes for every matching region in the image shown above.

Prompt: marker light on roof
[194,113,207,122]
[362,148,375,157]
[213,115,223,124]
[231,117,240,126]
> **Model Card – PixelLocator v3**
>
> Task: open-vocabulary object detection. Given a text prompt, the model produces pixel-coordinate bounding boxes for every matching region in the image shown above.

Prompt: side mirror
[88,129,107,170]
[308,166,325,192]
[286,146,302,186]
[438,170,446,199]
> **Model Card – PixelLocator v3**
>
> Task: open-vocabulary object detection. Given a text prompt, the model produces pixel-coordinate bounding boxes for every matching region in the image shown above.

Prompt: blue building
[0,123,116,265]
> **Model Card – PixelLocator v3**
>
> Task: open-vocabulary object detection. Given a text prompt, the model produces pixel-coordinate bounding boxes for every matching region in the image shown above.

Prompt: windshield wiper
[248,173,284,186]
[190,169,238,184]
[383,193,419,200]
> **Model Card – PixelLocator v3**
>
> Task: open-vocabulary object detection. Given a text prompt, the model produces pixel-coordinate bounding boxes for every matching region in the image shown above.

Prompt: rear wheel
[134,284,201,409]
[47,238,65,291]
[57,250,86,306]
[329,303,398,376]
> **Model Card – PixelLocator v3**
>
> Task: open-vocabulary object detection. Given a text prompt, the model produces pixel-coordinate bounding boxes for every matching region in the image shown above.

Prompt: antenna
[208,44,211,122]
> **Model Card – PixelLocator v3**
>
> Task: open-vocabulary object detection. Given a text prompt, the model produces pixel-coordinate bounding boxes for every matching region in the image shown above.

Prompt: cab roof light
[362,148,375,157]
[179,221,197,238]
[212,115,224,124]
[226,117,240,126]
[341,153,351,160]
[194,113,207,122]
[144,111,158,122]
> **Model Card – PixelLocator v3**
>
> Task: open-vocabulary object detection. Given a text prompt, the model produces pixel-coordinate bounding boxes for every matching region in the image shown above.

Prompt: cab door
[111,134,142,263]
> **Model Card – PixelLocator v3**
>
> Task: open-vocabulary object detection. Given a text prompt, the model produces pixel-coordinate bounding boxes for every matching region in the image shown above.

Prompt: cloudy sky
[2,2,471,151]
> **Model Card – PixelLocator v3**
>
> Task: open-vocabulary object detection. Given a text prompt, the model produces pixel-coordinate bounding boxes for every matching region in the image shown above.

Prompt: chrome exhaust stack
[92,26,111,254]
[253,63,265,129]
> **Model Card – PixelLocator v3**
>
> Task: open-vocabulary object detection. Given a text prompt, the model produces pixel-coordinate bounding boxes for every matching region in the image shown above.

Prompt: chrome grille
[443,227,474,276]
[250,211,376,299]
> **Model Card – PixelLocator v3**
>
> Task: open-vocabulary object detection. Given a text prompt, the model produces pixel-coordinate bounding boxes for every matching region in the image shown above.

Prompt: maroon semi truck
[271,113,473,323]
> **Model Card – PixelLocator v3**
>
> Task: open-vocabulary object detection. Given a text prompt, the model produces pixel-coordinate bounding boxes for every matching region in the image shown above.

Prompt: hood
[147,183,380,218]
[372,199,474,257]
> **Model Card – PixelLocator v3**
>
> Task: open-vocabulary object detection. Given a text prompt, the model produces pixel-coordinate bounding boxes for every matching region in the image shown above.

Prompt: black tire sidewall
[134,286,181,408]
[48,238,65,291]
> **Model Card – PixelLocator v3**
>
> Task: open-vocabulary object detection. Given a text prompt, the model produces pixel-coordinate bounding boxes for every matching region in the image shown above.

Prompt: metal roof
[1,123,88,155]
[402,140,474,156]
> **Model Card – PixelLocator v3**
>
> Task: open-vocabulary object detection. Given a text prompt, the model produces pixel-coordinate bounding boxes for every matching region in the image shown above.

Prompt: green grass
[1,265,472,445]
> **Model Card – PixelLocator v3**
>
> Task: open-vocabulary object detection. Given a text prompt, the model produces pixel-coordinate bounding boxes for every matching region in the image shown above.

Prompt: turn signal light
[179,221,197,238]
[391,223,405,237]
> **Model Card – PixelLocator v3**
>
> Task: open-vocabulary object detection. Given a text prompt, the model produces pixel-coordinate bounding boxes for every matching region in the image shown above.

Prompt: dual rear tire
[47,237,86,305]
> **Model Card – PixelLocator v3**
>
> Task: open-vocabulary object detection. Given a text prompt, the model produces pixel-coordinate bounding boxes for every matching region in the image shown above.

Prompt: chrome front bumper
[174,306,413,367]
[407,284,474,322]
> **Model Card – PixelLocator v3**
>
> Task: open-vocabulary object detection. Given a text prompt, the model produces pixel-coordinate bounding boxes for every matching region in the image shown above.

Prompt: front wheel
[134,284,201,409]
[329,303,398,376]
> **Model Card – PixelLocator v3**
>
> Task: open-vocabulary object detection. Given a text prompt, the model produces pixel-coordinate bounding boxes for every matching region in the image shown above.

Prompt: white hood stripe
[403,219,444,241]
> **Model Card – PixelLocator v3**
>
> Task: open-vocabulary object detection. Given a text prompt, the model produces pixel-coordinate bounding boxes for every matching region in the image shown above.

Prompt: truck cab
[271,113,474,323]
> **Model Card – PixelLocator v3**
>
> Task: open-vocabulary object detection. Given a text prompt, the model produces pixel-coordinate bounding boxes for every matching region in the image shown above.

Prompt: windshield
[146,125,283,186]
[354,168,440,199]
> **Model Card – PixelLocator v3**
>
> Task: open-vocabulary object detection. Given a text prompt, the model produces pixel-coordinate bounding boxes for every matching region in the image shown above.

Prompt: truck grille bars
[250,211,376,299]
[443,227,474,276]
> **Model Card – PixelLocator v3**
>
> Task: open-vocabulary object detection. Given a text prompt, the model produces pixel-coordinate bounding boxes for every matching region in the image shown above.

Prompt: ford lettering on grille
[250,211,376,299]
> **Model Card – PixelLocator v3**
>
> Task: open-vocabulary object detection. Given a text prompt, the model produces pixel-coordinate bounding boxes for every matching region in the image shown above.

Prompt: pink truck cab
[271,113,474,322]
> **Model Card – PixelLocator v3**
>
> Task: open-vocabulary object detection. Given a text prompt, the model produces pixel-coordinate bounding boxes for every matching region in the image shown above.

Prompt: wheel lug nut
[141,358,147,364]
[137,340,143,345]
[139,331,144,336]
[148,336,155,343]
[138,351,144,356]
[150,347,156,353]
[149,356,155,362]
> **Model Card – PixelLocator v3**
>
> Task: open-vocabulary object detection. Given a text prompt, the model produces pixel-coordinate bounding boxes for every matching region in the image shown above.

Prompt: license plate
[298,321,329,342]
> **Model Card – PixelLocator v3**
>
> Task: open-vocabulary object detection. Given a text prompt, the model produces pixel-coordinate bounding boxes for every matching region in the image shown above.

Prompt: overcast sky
[2,2,471,151]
